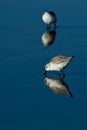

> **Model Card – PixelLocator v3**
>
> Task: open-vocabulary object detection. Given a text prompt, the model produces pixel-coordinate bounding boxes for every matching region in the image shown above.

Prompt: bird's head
[45,63,50,71]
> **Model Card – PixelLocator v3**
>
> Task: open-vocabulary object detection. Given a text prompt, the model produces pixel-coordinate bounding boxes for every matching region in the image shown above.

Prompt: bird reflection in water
[44,76,73,97]
[41,29,56,47]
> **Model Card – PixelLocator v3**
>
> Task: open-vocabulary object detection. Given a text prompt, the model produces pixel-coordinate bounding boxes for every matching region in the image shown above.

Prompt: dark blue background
[0,0,87,129]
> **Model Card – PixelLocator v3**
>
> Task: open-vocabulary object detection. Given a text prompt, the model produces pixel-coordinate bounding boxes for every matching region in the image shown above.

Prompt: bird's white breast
[50,61,69,71]
[42,12,54,24]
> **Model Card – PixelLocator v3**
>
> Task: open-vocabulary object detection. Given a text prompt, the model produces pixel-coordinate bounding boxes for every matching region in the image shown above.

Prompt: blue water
[0,0,87,129]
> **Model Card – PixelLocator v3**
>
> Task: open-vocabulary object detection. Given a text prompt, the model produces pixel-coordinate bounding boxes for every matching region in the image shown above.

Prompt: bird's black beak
[43,70,47,77]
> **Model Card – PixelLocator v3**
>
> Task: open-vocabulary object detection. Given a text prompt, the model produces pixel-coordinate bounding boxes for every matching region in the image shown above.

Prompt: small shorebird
[44,77,73,97]
[42,11,57,29]
[41,29,56,47]
[45,55,74,75]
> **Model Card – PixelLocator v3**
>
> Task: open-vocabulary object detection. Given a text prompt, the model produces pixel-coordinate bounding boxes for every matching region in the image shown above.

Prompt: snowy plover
[45,55,74,72]
[42,11,57,29]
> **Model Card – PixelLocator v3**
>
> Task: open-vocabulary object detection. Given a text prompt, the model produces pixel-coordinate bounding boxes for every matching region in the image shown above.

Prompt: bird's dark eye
[45,66,47,69]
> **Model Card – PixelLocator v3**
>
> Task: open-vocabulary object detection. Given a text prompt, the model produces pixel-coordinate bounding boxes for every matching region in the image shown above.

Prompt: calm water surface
[0,0,87,130]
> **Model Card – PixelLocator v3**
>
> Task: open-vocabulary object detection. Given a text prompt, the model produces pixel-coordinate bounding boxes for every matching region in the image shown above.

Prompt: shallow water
[0,0,87,130]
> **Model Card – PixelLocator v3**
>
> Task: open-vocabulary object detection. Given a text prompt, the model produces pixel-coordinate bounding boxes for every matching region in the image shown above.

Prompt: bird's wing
[50,56,69,64]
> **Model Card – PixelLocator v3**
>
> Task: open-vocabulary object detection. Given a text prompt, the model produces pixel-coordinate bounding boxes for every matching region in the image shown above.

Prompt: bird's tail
[70,56,75,60]
[68,91,73,98]
[71,56,75,58]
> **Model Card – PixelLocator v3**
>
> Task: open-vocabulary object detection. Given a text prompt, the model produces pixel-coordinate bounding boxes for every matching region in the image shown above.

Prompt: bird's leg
[46,26,50,30]
[54,23,56,29]
[58,70,65,80]
[46,24,51,30]
[61,69,65,79]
